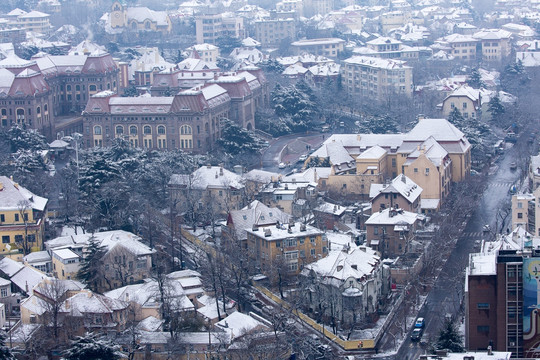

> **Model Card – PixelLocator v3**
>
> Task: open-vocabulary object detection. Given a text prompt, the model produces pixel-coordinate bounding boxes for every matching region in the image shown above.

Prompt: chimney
[401,174,406,183]
[252,224,258,231]
[300,224,306,232]
[219,166,224,176]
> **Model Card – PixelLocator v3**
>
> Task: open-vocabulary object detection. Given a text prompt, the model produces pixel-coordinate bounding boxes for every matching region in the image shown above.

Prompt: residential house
[195,10,244,45]
[365,207,420,258]
[0,257,48,296]
[0,176,48,257]
[436,34,478,61]
[300,243,389,325]
[370,174,422,213]
[245,222,328,274]
[511,193,535,234]
[45,230,155,291]
[169,165,245,219]
[224,200,291,250]
[107,1,172,34]
[312,201,348,231]
[530,154,540,191]
[105,270,203,321]
[186,43,219,63]
[17,11,52,34]
[440,85,482,119]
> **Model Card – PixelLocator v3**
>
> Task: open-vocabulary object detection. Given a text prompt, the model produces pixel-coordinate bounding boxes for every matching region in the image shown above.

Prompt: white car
[298,154,308,162]
[278,162,286,169]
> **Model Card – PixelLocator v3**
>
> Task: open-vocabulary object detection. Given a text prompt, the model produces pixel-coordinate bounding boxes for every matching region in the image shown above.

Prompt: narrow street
[396,138,529,360]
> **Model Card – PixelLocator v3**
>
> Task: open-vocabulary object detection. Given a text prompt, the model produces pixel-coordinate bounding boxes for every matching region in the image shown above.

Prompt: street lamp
[62,132,82,185]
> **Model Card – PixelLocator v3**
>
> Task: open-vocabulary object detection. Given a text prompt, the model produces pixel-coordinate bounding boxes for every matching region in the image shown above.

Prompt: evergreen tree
[63,332,122,360]
[3,126,47,152]
[217,118,263,155]
[76,236,107,293]
[466,68,484,88]
[174,49,185,64]
[0,332,14,360]
[436,318,464,352]
[487,95,505,125]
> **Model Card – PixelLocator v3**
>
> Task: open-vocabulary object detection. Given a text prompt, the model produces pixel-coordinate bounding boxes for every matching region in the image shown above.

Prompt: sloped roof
[0,176,48,211]
[376,174,422,204]
[365,207,419,225]
[61,291,128,316]
[229,200,291,241]
[169,166,244,190]
[303,245,380,283]
[215,311,268,340]
[46,230,155,257]
[127,7,169,26]
[358,145,387,159]
[311,141,354,165]
[405,118,466,142]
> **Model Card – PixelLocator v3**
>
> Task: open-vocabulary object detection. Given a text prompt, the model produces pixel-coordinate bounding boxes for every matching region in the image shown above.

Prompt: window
[414,168,418,173]
[0,288,7,297]
[27,234,35,243]
[284,251,298,260]
[285,238,297,247]
[518,213,523,219]
[275,241,281,248]
[310,236,316,244]
[374,227,379,235]
[94,126,102,135]
[518,202,523,209]
[425,168,429,175]
[477,325,489,333]
[310,249,316,256]
[143,125,152,135]
[115,125,123,135]
[0,214,4,222]
[15,235,23,243]
[463,102,467,109]
[477,303,490,309]
[130,125,137,135]
[180,125,192,135]
[1,236,9,244]
[14,214,19,222]
[158,125,166,135]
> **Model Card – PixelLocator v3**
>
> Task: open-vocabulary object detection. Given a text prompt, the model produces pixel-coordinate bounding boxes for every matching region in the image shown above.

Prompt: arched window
[129,125,137,135]
[89,85,97,92]
[131,21,137,30]
[158,125,166,135]
[16,108,24,123]
[94,126,102,135]
[66,85,71,92]
[116,125,124,135]
[76,85,80,91]
[145,21,151,29]
[180,125,192,135]
[143,125,152,135]
[204,123,209,133]
[36,106,41,115]
[44,104,47,112]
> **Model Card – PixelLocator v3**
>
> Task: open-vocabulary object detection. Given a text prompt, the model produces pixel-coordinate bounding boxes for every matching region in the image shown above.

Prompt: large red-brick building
[0,52,119,140]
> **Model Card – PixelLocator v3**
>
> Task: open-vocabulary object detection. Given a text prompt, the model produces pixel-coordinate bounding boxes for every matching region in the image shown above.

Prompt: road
[261,132,326,173]
[397,139,529,360]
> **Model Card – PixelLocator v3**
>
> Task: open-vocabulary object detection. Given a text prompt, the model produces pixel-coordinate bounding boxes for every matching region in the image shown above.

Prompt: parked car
[415,318,425,328]
[298,154,308,162]
[411,328,423,341]
[278,162,286,169]
[510,162,517,170]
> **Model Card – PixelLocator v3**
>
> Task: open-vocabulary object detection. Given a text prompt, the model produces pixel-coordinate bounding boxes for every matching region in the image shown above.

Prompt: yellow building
[440,85,481,120]
[291,38,345,58]
[17,10,51,34]
[51,248,80,280]
[246,222,327,274]
[110,1,172,34]
[0,176,47,256]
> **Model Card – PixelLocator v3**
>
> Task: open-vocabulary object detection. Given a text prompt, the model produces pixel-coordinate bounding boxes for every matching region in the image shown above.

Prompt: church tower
[111,1,127,28]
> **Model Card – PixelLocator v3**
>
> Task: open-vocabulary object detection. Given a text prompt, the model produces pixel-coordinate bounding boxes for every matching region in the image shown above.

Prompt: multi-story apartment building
[341,55,413,101]
[0,176,48,256]
[291,38,345,58]
[254,18,296,48]
[276,0,303,17]
[303,0,334,17]
[473,29,512,62]
[83,69,266,151]
[246,222,328,274]
[511,193,535,234]
[464,231,540,357]
[186,44,219,63]
[371,174,422,213]
[195,10,245,45]
[437,34,478,61]
[16,10,52,34]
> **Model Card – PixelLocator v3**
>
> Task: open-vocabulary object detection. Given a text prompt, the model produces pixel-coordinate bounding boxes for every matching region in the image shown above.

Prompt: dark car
[411,328,423,341]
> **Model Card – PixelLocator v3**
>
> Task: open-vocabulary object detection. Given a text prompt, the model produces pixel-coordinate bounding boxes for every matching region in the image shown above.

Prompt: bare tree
[33,279,67,345]
[16,200,35,255]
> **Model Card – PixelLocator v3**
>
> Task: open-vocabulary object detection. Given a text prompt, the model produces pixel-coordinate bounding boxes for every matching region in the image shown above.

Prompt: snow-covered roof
[315,201,347,216]
[46,230,155,257]
[0,175,48,212]
[303,244,380,285]
[0,257,23,277]
[137,316,164,332]
[19,10,49,19]
[215,311,268,340]
[49,139,69,149]
[375,175,422,204]
[365,207,419,225]
[61,291,128,316]
[229,200,291,241]
[245,222,323,241]
[358,145,387,159]
[405,118,467,143]
[243,169,280,184]
[420,198,440,209]
[126,7,169,26]
[169,166,244,190]
[343,55,411,70]
[310,141,354,165]
[445,85,480,102]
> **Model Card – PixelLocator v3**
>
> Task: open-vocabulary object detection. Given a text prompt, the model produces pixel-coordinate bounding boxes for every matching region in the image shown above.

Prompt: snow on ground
[60,226,85,236]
